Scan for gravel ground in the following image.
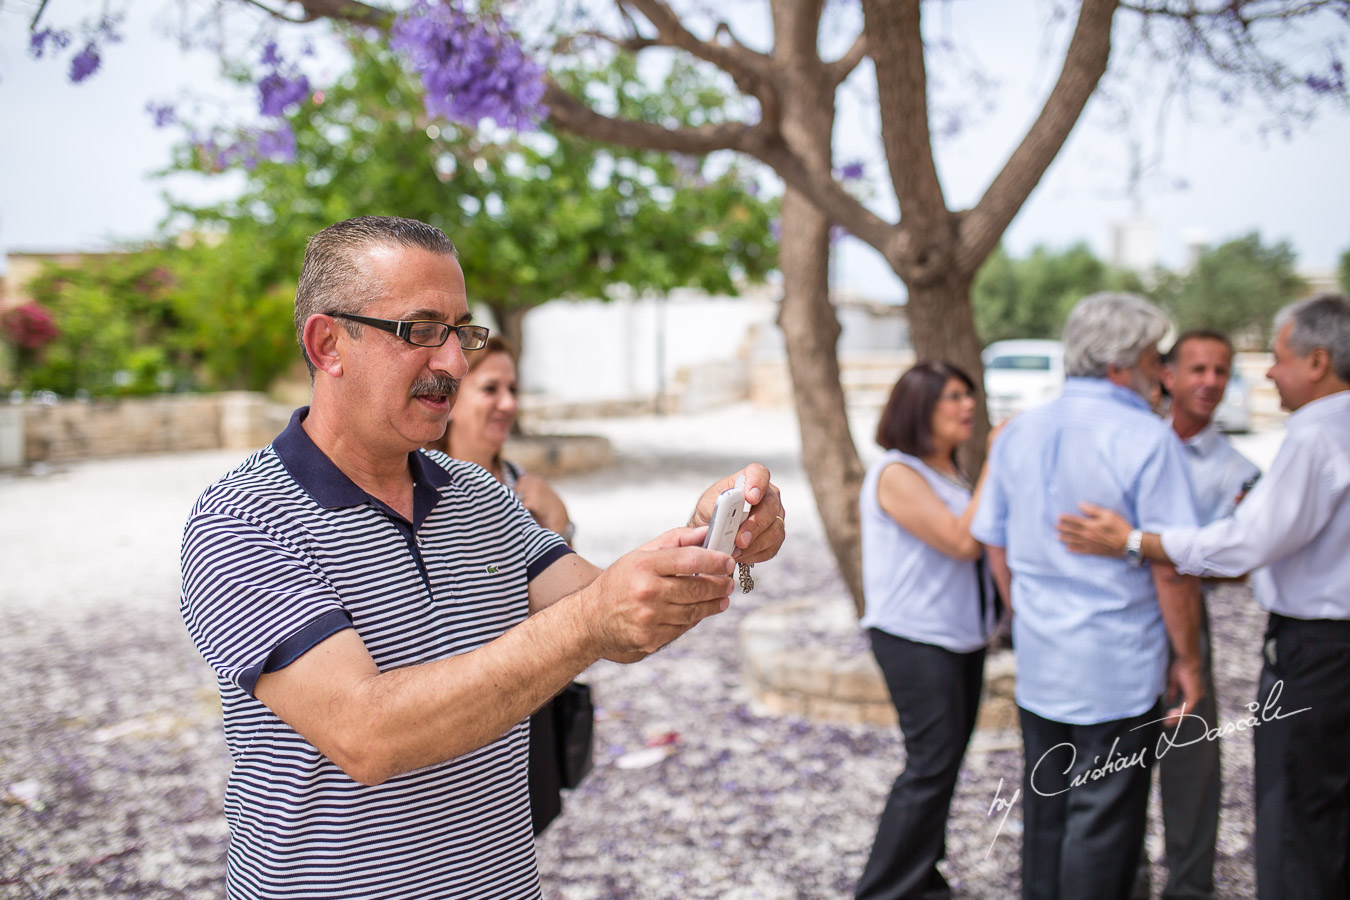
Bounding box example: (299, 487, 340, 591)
(0, 405, 1273, 898)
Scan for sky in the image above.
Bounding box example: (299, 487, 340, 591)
(3, 1, 1348, 298)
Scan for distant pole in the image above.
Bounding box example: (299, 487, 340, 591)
(654, 292, 667, 416)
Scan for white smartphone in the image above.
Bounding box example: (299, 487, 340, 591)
(702, 475, 751, 556)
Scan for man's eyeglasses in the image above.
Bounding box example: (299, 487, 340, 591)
(329, 313, 489, 350)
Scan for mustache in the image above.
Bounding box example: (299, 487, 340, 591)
(410, 374, 459, 399)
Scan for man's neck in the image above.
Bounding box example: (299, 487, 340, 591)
(302, 403, 415, 514)
(1170, 409, 1210, 442)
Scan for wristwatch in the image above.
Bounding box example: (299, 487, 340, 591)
(1124, 529, 1144, 567)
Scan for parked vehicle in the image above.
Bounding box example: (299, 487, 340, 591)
(981, 339, 1065, 424)
(1213, 370, 1252, 433)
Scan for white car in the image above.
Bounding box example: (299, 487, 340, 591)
(982, 339, 1065, 424)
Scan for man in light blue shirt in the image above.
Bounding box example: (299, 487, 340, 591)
(971, 292, 1204, 900)
(1151, 330, 1259, 900)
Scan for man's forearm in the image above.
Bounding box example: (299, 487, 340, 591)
(1151, 562, 1201, 665)
(1142, 531, 1175, 566)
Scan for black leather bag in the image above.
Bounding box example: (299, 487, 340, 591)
(552, 681, 594, 789)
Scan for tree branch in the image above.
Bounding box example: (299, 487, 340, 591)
(619, 0, 773, 87)
(958, 0, 1121, 273)
(823, 32, 868, 88)
(862, 0, 949, 276)
(238, 0, 312, 25)
(542, 77, 894, 250)
(290, 0, 391, 29)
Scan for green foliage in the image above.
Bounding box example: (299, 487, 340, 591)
(1339, 247, 1350, 295)
(12, 239, 298, 397)
(972, 244, 1144, 344)
(1155, 232, 1305, 347)
(167, 35, 779, 352)
(17, 252, 180, 396)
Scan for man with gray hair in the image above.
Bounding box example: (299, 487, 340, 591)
(1060, 293, 1350, 899)
(971, 292, 1205, 900)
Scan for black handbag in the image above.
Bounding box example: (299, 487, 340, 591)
(552, 681, 594, 789)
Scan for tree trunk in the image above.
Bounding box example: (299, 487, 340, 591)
(487, 302, 528, 358)
(904, 271, 991, 476)
(778, 193, 866, 614)
(772, 8, 867, 613)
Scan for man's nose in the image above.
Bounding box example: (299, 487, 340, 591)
(431, 337, 469, 379)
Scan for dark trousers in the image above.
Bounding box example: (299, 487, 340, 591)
(856, 630, 985, 900)
(1155, 603, 1221, 899)
(1254, 613, 1350, 900)
(1019, 702, 1162, 900)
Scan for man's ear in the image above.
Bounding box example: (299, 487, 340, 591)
(302, 314, 344, 378)
(1306, 346, 1332, 383)
(1160, 365, 1176, 394)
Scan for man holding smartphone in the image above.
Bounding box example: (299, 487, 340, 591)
(179, 216, 787, 899)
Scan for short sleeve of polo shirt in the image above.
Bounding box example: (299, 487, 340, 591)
(1132, 429, 1200, 534)
(181, 509, 351, 697)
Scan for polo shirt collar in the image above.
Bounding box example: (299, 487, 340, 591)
(1062, 376, 1152, 412)
(273, 407, 453, 527)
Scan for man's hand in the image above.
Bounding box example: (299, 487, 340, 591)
(1165, 655, 1205, 727)
(577, 526, 736, 663)
(1057, 502, 1132, 557)
(689, 464, 786, 564)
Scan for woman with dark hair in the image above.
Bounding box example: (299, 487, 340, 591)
(855, 360, 998, 900)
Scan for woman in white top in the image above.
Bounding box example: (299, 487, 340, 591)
(855, 360, 997, 900)
(427, 335, 574, 836)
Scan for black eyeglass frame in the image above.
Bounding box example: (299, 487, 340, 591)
(329, 312, 489, 350)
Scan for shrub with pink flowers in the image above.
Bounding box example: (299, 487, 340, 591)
(2, 303, 60, 353)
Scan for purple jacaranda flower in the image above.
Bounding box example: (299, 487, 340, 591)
(29, 27, 72, 58)
(390, 0, 546, 130)
(69, 43, 101, 82)
(256, 43, 310, 118)
(836, 160, 865, 182)
(255, 124, 298, 164)
(145, 102, 177, 128)
(258, 70, 310, 117)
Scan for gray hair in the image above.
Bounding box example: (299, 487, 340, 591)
(1062, 292, 1171, 378)
(1274, 293, 1350, 383)
(294, 216, 459, 375)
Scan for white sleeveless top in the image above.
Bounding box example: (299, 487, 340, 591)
(859, 449, 993, 653)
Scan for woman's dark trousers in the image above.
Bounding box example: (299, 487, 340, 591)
(856, 629, 986, 900)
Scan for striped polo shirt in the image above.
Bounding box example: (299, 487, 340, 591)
(180, 408, 572, 899)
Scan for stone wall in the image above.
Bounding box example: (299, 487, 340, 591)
(11, 392, 289, 467)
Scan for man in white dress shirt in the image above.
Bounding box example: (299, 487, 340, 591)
(1149, 330, 1259, 900)
(1059, 293, 1350, 900)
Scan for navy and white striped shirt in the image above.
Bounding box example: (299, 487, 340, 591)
(181, 408, 572, 899)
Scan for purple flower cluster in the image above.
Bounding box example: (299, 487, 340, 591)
(256, 42, 310, 119)
(145, 102, 177, 128)
(836, 160, 866, 182)
(1305, 56, 1346, 97)
(390, 0, 547, 130)
(28, 27, 72, 59)
(30, 15, 120, 83)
